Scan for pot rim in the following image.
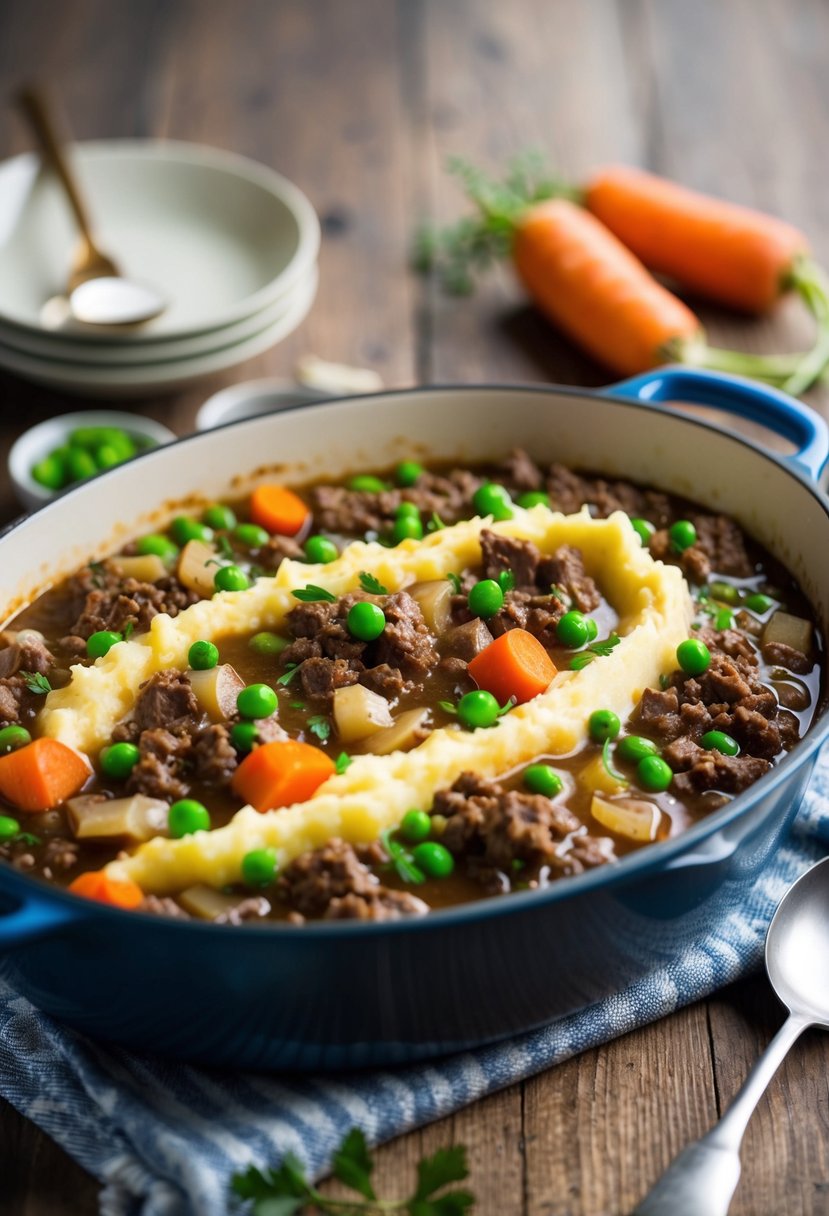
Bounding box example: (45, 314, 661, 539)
(1, 379, 826, 938)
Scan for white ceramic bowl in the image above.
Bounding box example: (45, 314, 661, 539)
(8, 409, 176, 511)
(195, 377, 329, 430)
(0, 141, 320, 341)
(0, 267, 318, 398)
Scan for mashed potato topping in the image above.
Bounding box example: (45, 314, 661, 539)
(94, 508, 692, 895)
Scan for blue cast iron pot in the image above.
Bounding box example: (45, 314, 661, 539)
(0, 367, 826, 1071)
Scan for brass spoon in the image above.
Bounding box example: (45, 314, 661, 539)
(17, 87, 165, 327)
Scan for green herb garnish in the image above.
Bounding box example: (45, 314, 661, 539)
(569, 633, 620, 671)
(335, 752, 352, 775)
(231, 1126, 472, 1216)
(426, 511, 446, 532)
(21, 672, 51, 695)
(276, 663, 301, 686)
(307, 715, 331, 743)
(359, 572, 389, 596)
(446, 572, 462, 594)
(292, 585, 337, 603)
(380, 828, 425, 885)
(601, 737, 628, 786)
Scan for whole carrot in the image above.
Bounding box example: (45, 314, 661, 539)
(416, 155, 828, 394)
(512, 198, 703, 376)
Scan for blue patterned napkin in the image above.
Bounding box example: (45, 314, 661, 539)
(1, 746, 828, 1216)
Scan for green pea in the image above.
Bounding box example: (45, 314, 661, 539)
(188, 640, 219, 670)
(709, 580, 739, 605)
(171, 516, 214, 546)
(347, 601, 386, 641)
(0, 814, 20, 841)
(213, 565, 250, 593)
(714, 608, 734, 631)
(391, 514, 423, 543)
(304, 535, 338, 564)
(230, 722, 259, 753)
(411, 841, 455, 879)
(31, 453, 67, 491)
(517, 491, 551, 509)
(556, 611, 589, 649)
(400, 808, 432, 843)
(630, 518, 655, 546)
(348, 474, 387, 493)
(617, 735, 659, 763)
(669, 519, 697, 553)
(0, 725, 32, 755)
(744, 592, 774, 614)
(101, 429, 136, 460)
(202, 503, 237, 531)
(168, 799, 211, 838)
(395, 460, 424, 487)
(234, 523, 270, 548)
(237, 683, 278, 719)
(457, 690, 500, 730)
(585, 617, 599, 642)
(523, 763, 564, 798)
(69, 426, 134, 458)
(100, 741, 141, 780)
(589, 709, 620, 742)
(87, 630, 123, 659)
(701, 730, 740, 756)
(65, 448, 97, 483)
(94, 443, 122, 470)
(395, 501, 421, 519)
(637, 755, 673, 792)
(467, 579, 505, 619)
(677, 638, 711, 676)
(136, 534, 179, 561)
(248, 631, 288, 656)
(472, 482, 514, 521)
(241, 847, 278, 887)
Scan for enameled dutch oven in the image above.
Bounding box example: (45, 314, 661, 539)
(0, 367, 827, 1071)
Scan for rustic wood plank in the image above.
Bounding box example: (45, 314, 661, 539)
(0, 1096, 99, 1216)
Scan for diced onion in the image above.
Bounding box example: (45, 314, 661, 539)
(177, 539, 219, 597)
(109, 554, 168, 583)
(361, 707, 429, 755)
(579, 754, 627, 797)
(333, 684, 394, 743)
(407, 580, 453, 634)
(66, 793, 169, 842)
(762, 610, 813, 657)
(590, 794, 663, 842)
(179, 884, 246, 920)
(189, 664, 246, 721)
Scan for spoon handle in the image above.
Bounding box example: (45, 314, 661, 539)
(16, 87, 96, 243)
(633, 1013, 808, 1216)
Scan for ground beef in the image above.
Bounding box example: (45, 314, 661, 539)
(478, 530, 598, 618)
(132, 670, 202, 735)
(499, 448, 543, 491)
(538, 545, 600, 612)
(763, 640, 813, 675)
(299, 656, 361, 700)
(67, 566, 198, 640)
(127, 728, 191, 801)
(360, 663, 406, 699)
(666, 740, 771, 797)
(480, 530, 539, 589)
(443, 618, 494, 661)
(40, 836, 79, 876)
(0, 677, 28, 726)
(189, 723, 238, 785)
(0, 631, 55, 679)
(544, 464, 673, 527)
(140, 895, 192, 919)
(432, 771, 584, 874)
(259, 535, 305, 572)
(373, 592, 438, 679)
(649, 515, 753, 584)
(214, 897, 272, 924)
(277, 838, 427, 922)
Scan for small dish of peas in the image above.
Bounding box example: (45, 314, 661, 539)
(9, 410, 176, 511)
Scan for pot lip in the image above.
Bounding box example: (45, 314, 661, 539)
(0, 380, 826, 938)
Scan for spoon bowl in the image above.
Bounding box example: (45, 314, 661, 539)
(766, 855, 829, 1027)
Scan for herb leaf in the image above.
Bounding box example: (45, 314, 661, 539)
(307, 715, 331, 743)
(427, 511, 446, 532)
(292, 585, 337, 603)
(335, 752, 352, 775)
(569, 632, 620, 671)
(276, 664, 301, 686)
(21, 671, 51, 695)
(217, 534, 234, 560)
(601, 737, 628, 787)
(446, 572, 461, 594)
(359, 572, 388, 596)
(332, 1128, 376, 1201)
(380, 828, 425, 885)
(438, 699, 457, 716)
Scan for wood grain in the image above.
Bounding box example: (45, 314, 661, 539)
(0, 1, 827, 1214)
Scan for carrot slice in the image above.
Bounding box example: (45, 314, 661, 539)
(232, 739, 336, 813)
(0, 737, 90, 812)
(467, 629, 557, 706)
(250, 484, 309, 536)
(68, 871, 143, 909)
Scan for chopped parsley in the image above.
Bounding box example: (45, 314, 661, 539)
(21, 672, 51, 695)
(569, 633, 620, 671)
(359, 571, 388, 596)
(292, 585, 337, 603)
(307, 715, 331, 743)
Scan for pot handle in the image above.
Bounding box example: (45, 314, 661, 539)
(603, 367, 829, 483)
(0, 888, 81, 949)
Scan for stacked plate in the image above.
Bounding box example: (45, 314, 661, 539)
(0, 141, 320, 396)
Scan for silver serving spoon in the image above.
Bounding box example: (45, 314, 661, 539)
(17, 87, 165, 328)
(634, 855, 829, 1216)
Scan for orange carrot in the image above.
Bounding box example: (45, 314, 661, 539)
(512, 199, 703, 376)
(68, 870, 143, 909)
(586, 165, 808, 315)
(468, 628, 557, 706)
(0, 738, 90, 812)
(250, 484, 309, 537)
(232, 739, 336, 813)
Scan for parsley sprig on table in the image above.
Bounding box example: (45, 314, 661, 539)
(231, 1127, 474, 1215)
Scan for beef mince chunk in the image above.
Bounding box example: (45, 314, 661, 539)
(0, 676, 30, 726)
(431, 771, 611, 879)
(480, 530, 539, 589)
(140, 895, 191, 919)
(127, 728, 191, 801)
(666, 741, 771, 797)
(277, 839, 427, 922)
(133, 670, 202, 734)
(373, 591, 438, 679)
(649, 514, 753, 584)
(538, 545, 600, 612)
(0, 631, 55, 678)
(189, 723, 238, 785)
(68, 565, 198, 640)
(478, 529, 599, 614)
(499, 448, 543, 491)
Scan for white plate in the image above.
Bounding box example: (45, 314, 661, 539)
(0, 263, 317, 365)
(0, 141, 320, 341)
(0, 267, 318, 396)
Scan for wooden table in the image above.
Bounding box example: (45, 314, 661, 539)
(1, 2, 828, 1212)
